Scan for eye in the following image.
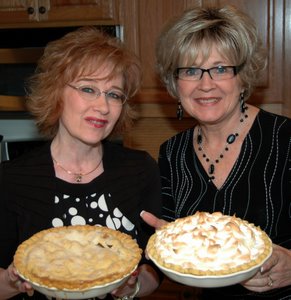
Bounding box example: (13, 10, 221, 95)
(214, 66, 228, 74)
(184, 68, 200, 76)
(79, 86, 97, 94)
(106, 90, 125, 101)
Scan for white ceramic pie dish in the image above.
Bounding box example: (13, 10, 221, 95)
(149, 249, 272, 288)
(17, 267, 136, 299)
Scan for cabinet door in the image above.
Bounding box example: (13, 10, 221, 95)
(0, 0, 120, 26)
(43, 0, 120, 25)
(214, 0, 283, 116)
(0, 0, 38, 24)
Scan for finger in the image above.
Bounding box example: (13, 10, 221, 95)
(127, 271, 139, 285)
(144, 249, 150, 259)
(242, 274, 273, 289)
(260, 245, 280, 273)
(111, 272, 139, 297)
(26, 289, 34, 297)
(12, 266, 20, 278)
(7, 265, 19, 282)
(24, 281, 33, 291)
(140, 211, 167, 229)
(260, 257, 277, 274)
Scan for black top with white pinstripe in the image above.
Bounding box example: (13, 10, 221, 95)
(159, 109, 291, 299)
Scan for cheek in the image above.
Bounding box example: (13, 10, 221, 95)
(109, 106, 123, 122)
(62, 101, 82, 120)
(176, 81, 190, 97)
(226, 83, 243, 100)
(176, 80, 200, 97)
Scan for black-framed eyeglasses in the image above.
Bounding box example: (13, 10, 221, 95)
(175, 66, 241, 81)
(67, 84, 127, 106)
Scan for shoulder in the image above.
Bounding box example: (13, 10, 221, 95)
(257, 109, 291, 135)
(160, 127, 194, 150)
(258, 109, 291, 125)
(0, 142, 54, 199)
(0, 141, 52, 175)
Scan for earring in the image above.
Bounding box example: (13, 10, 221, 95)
(176, 100, 183, 120)
(239, 92, 246, 113)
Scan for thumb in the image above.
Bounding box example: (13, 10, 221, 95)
(140, 211, 167, 229)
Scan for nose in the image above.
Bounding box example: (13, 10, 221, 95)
(93, 92, 109, 114)
(198, 71, 215, 90)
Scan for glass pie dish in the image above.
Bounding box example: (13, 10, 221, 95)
(148, 250, 272, 288)
(146, 211, 273, 288)
(17, 268, 136, 299)
(14, 225, 142, 298)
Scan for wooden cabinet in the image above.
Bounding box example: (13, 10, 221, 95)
(0, 0, 121, 111)
(0, 0, 120, 27)
(0, 1, 290, 298)
(1, 0, 290, 158)
(122, 0, 287, 112)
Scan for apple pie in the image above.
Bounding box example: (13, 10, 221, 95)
(14, 225, 142, 290)
(147, 211, 272, 276)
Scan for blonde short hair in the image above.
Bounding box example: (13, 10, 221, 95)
(156, 5, 267, 99)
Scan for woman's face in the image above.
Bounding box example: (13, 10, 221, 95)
(177, 46, 244, 125)
(59, 65, 124, 145)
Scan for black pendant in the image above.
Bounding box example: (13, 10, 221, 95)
(227, 133, 237, 144)
(197, 134, 202, 144)
(208, 164, 215, 175)
(176, 104, 183, 120)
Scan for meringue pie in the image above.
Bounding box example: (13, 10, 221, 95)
(14, 225, 142, 290)
(147, 211, 272, 276)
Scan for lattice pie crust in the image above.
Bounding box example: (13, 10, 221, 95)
(14, 225, 142, 290)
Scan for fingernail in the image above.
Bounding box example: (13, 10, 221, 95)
(132, 270, 139, 277)
(140, 210, 145, 216)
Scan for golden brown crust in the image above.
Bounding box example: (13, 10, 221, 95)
(14, 225, 142, 290)
(147, 211, 272, 276)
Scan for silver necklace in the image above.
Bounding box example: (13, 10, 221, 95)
(52, 157, 102, 183)
(196, 108, 248, 180)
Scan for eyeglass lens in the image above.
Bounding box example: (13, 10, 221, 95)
(68, 84, 127, 105)
(176, 66, 237, 81)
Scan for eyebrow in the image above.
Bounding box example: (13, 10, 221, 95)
(188, 60, 231, 68)
(75, 78, 97, 83)
(74, 79, 125, 92)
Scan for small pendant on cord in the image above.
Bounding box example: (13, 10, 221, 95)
(75, 174, 82, 183)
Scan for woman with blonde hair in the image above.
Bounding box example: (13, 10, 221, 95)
(143, 5, 291, 299)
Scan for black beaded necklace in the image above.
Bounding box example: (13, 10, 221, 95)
(196, 107, 249, 180)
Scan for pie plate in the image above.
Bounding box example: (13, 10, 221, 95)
(148, 250, 272, 288)
(17, 267, 137, 299)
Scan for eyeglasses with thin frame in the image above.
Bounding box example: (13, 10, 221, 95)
(175, 66, 241, 81)
(67, 83, 127, 106)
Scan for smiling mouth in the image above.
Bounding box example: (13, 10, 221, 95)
(86, 119, 107, 126)
(196, 98, 220, 104)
